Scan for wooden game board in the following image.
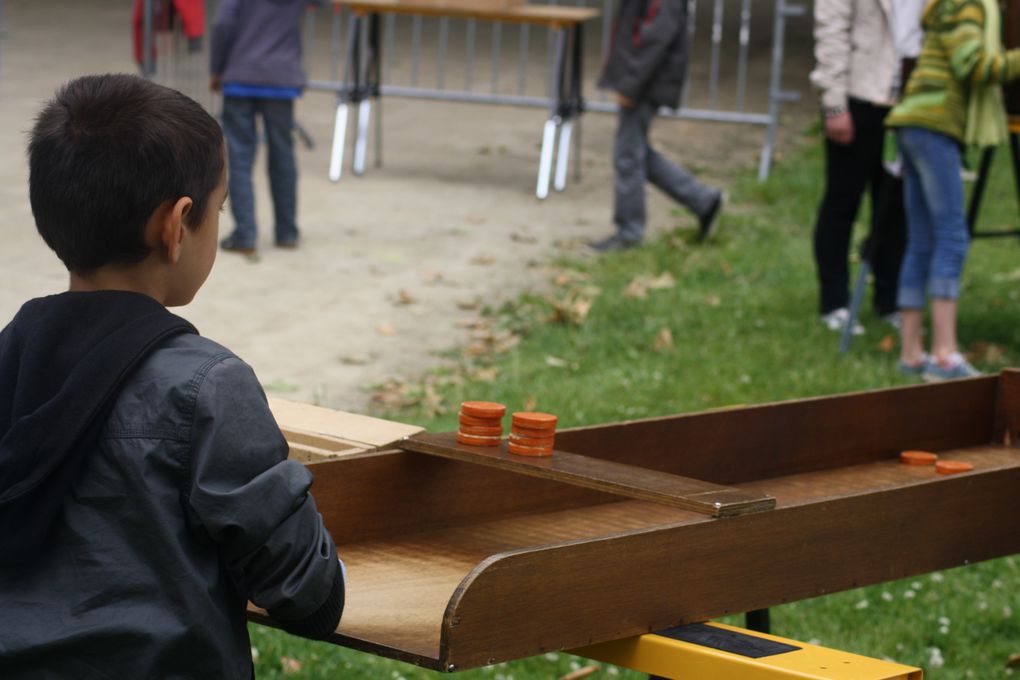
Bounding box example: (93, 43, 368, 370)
(252, 370, 1020, 672)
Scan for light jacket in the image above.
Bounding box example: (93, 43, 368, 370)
(599, 0, 689, 109)
(810, 0, 901, 111)
(0, 329, 343, 678)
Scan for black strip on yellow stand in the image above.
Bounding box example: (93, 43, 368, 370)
(658, 623, 800, 657)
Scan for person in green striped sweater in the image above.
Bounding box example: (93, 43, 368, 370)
(886, 0, 1020, 380)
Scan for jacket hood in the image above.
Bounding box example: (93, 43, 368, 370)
(0, 290, 195, 565)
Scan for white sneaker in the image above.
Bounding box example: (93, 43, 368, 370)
(881, 311, 901, 330)
(820, 307, 865, 336)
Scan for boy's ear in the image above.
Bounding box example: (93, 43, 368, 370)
(159, 197, 193, 265)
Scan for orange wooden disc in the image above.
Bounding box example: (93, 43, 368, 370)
(511, 411, 558, 430)
(510, 424, 557, 439)
(508, 432, 555, 448)
(507, 441, 553, 457)
(935, 460, 974, 475)
(456, 432, 502, 447)
(900, 450, 938, 466)
(460, 401, 507, 419)
(459, 413, 503, 428)
(458, 425, 504, 437)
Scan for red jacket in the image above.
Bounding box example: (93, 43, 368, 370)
(133, 0, 205, 65)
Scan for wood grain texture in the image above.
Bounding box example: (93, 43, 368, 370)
(402, 432, 774, 516)
(247, 372, 1020, 671)
(335, 0, 600, 25)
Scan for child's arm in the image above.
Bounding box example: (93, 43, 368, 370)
(210, 0, 242, 80)
(184, 357, 344, 640)
(942, 0, 1020, 85)
(613, 0, 687, 103)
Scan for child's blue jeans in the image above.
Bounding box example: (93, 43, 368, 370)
(896, 126, 970, 309)
(222, 96, 299, 248)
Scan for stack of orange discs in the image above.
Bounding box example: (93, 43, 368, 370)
(456, 401, 506, 447)
(507, 412, 557, 457)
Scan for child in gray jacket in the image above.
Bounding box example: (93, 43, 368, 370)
(590, 0, 723, 252)
(0, 74, 344, 679)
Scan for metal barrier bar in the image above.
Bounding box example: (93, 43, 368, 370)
(145, 0, 804, 181)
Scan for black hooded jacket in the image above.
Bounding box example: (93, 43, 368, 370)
(598, 0, 689, 108)
(0, 291, 343, 678)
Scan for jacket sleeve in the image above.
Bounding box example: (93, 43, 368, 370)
(614, 0, 686, 101)
(184, 356, 344, 640)
(942, 0, 1020, 85)
(210, 0, 241, 76)
(809, 0, 852, 111)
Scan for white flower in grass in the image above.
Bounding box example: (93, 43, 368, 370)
(808, 638, 822, 646)
(544, 653, 559, 662)
(993, 579, 1004, 589)
(855, 599, 870, 610)
(882, 591, 894, 602)
(570, 661, 581, 670)
(927, 646, 945, 669)
(1005, 605, 1014, 618)
(931, 572, 944, 582)
(939, 626, 949, 634)
(978, 600, 989, 611)
(904, 589, 916, 599)
(912, 581, 923, 589)
(938, 616, 950, 627)
(250, 647, 260, 661)
(607, 668, 620, 676)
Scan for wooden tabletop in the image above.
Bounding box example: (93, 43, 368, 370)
(335, 0, 600, 26)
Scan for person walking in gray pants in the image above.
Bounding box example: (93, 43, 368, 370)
(590, 0, 723, 253)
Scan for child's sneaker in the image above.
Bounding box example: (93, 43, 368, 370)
(898, 353, 929, 377)
(922, 353, 982, 382)
(820, 307, 864, 335)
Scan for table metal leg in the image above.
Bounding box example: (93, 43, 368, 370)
(537, 26, 567, 200)
(353, 99, 372, 176)
(329, 103, 350, 181)
(554, 120, 572, 192)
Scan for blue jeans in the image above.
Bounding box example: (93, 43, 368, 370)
(222, 96, 299, 247)
(896, 126, 970, 309)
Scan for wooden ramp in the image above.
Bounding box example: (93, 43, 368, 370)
(251, 369, 1020, 672)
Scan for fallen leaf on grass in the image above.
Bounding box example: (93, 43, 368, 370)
(469, 366, 500, 382)
(549, 294, 594, 325)
(523, 395, 538, 411)
(545, 355, 570, 368)
(280, 657, 302, 674)
(654, 327, 674, 350)
(969, 341, 1006, 364)
(559, 665, 600, 680)
(376, 323, 397, 336)
(720, 260, 733, 277)
(703, 293, 722, 307)
(624, 272, 676, 299)
(470, 254, 496, 265)
(992, 267, 1020, 283)
(877, 334, 896, 353)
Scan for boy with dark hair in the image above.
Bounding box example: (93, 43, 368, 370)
(0, 74, 344, 678)
(589, 0, 724, 252)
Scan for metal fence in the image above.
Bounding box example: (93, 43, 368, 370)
(145, 0, 804, 180)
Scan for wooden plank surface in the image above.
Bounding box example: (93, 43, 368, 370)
(336, 0, 600, 25)
(269, 397, 423, 456)
(441, 444, 1020, 668)
(402, 432, 775, 517)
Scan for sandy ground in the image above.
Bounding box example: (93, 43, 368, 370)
(0, 0, 813, 413)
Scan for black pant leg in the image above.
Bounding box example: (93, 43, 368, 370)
(812, 99, 880, 315)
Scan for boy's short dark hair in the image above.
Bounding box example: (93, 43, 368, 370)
(29, 74, 224, 272)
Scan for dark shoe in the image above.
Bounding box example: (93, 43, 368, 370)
(698, 192, 724, 242)
(220, 237, 256, 255)
(587, 233, 640, 253)
(275, 240, 299, 250)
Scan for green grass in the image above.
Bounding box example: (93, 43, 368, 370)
(252, 127, 1020, 678)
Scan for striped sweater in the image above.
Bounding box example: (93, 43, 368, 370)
(886, 0, 1020, 141)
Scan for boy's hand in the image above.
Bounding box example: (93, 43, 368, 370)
(210, 75, 222, 93)
(615, 92, 636, 109)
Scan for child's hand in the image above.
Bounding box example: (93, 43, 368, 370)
(615, 92, 636, 109)
(209, 75, 222, 93)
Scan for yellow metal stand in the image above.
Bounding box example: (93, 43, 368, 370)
(572, 622, 922, 680)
